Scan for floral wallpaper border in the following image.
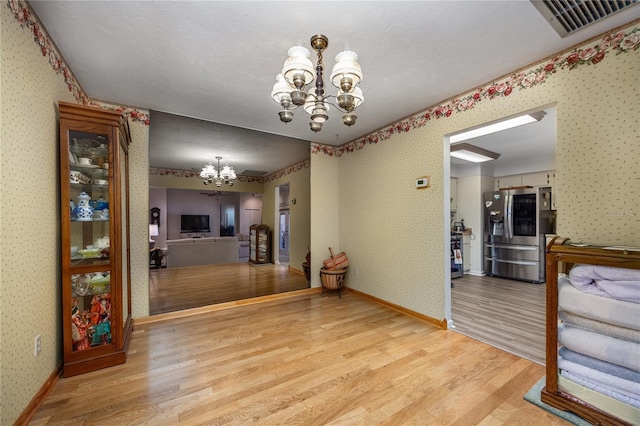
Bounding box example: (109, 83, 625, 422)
(311, 25, 640, 158)
(11, 0, 638, 156)
(264, 158, 310, 183)
(8, 0, 150, 125)
(150, 167, 264, 183)
(9, 0, 308, 181)
(150, 158, 310, 183)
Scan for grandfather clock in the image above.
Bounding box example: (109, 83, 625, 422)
(150, 207, 160, 227)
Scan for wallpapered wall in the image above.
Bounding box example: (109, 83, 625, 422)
(1, 5, 76, 422)
(263, 162, 311, 273)
(325, 23, 639, 322)
(1, 6, 150, 423)
(310, 153, 341, 288)
(128, 121, 150, 319)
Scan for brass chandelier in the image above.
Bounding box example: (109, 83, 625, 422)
(271, 34, 364, 133)
(200, 156, 237, 187)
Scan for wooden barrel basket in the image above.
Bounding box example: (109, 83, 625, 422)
(302, 262, 311, 287)
(319, 267, 348, 298)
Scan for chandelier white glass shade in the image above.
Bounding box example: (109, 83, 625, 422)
(271, 34, 364, 132)
(303, 88, 330, 115)
(331, 50, 363, 93)
(200, 156, 237, 187)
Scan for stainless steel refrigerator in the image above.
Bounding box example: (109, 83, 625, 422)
(483, 187, 555, 283)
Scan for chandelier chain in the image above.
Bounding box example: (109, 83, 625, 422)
(315, 50, 325, 99)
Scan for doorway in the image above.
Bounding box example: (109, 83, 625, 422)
(274, 182, 290, 265)
(220, 202, 236, 236)
(279, 208, 290, 264)
(445, 106, 557, 362)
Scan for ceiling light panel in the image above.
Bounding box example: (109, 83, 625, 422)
(450, 150, 495, 163)
(449, 112, 546, 144)
(450, 143, 501, 163)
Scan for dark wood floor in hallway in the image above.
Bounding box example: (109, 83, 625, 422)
(451, 273, 546, 365)
(149, 262, 309, 315)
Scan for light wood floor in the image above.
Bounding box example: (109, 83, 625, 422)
(152, 264, 546, 365)
(451, 274, 546, 365)
(149, 263, 310, 315)
(31, 293, 567, 425)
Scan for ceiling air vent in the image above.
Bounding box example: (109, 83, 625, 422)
(240, 170, 269, 176)
(531, 0, 639, 37)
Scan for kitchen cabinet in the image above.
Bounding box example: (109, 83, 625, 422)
(495, 171, 556, 209)
(495, 174, 523, 190)
(495, 171, 555, 190)
(522, 171, 552, 187)
(249, 224, 271, 264)
(463, 232, 471, 272)
(548, 172, 557, 209)
(59, 102, 132, 377)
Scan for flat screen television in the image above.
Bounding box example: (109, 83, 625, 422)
(180, 214, 210, 232)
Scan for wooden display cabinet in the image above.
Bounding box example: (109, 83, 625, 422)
(59, 102, 133, 377)
(542, 238, 640, 425)
(249, 224, 271, 265)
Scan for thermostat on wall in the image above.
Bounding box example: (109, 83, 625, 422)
(416, 176, 430, 189)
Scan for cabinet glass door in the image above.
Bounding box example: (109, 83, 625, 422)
(119, 138, 132, 341)
(258, 228, 268, 262)
(250, 228, 257, 262)
(67, 130, 113, 352)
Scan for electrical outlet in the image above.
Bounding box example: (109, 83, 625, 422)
(354, 266, 358, 276)
(34, 335, 41, 357)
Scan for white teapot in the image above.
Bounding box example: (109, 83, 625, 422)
(72, 192, 93, 221)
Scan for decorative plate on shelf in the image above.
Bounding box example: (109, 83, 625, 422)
(78, 249, 101, 258)
(78, 139, 102, 148)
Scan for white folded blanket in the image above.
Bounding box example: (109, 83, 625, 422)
(558, 357, 640, 403)
(560, 311, 640, 343)
(560, 346, 640, 382)
(558, 276, 640, 331)
(569, 264, 640, 303)
(558, 325, 640, 372)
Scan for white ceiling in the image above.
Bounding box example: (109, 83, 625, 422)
(29, 1, 640, 174)
(148, 110, 310, 174)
